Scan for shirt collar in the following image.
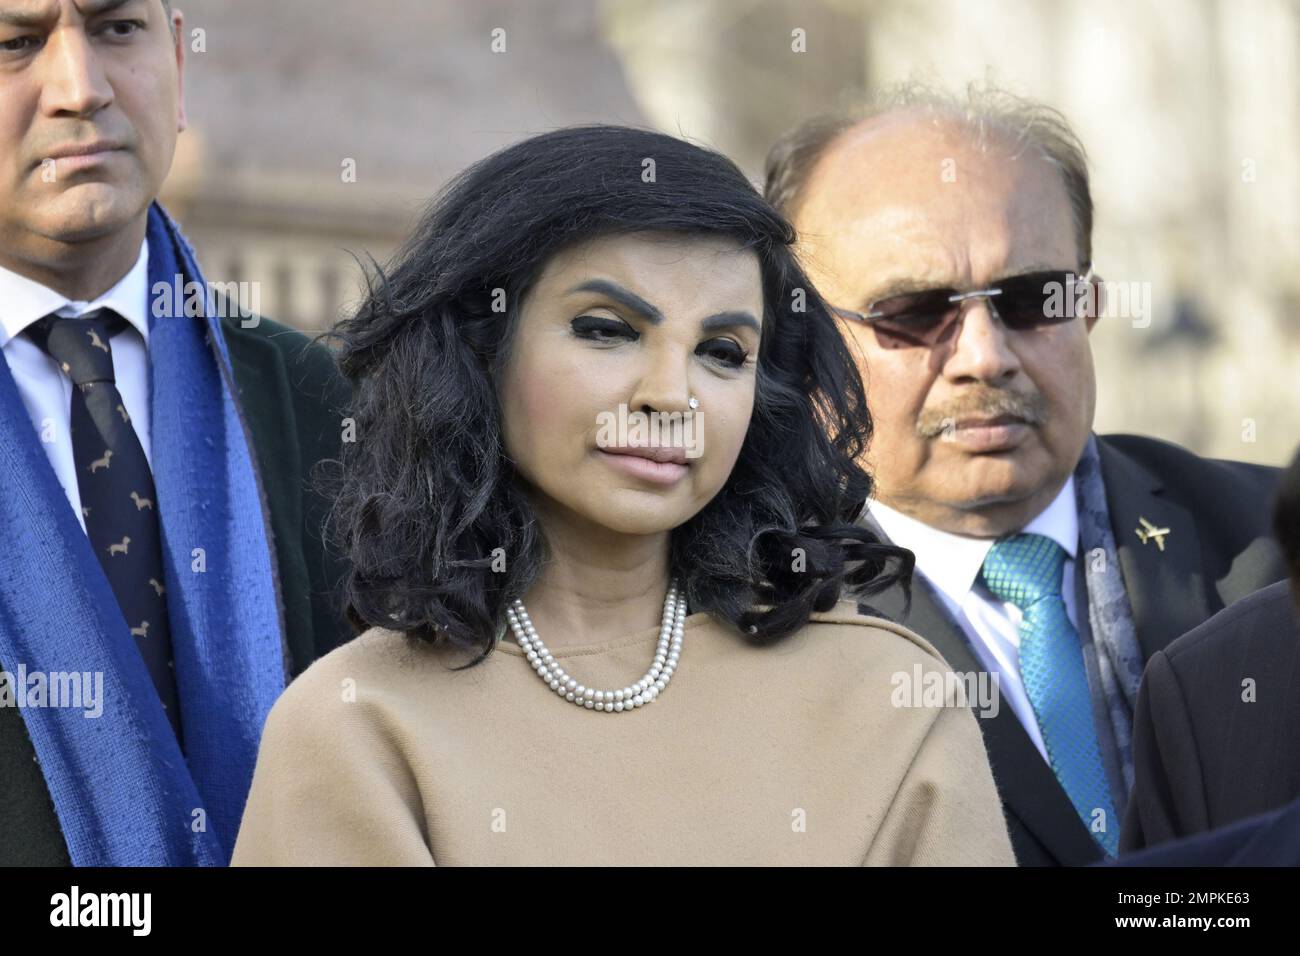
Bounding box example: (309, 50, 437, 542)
(0, 238, 151, 349)
(867, 474, 1078, 607)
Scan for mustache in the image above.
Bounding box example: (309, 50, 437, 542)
(915, 387, 1048, 438)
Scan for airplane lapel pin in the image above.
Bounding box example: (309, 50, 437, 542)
(1135, 516, 1171, 552)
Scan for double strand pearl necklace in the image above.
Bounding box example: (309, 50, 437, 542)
(505, 579, 685, 712)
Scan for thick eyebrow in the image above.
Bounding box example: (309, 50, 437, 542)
(568, 279, 662, 323)
(699, 311, 761, 335)
(856, 277, 945, 309)
(0, 4, 52, 27)
(0, 0, 135, 27)
(81, 0, 136, 15)
(568, 279, 760, 335)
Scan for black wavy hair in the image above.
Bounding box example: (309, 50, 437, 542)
(321, 124, 912, 663)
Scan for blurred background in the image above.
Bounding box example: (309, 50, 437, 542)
(164, 0, 1299, 465)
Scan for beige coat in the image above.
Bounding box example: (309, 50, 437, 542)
(232, 599, 1016, 866)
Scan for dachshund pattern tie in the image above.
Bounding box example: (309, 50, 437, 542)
(29, 308, 182, 745)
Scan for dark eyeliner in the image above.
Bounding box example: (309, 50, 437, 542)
(698, 338, 748, 368)
(571, 315, 637, 342)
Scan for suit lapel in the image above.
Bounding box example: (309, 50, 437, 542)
(1095, 436, 1210, 663)
(861, 512, 1103, 865)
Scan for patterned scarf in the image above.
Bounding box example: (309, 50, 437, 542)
(1073, 433, 1145, 798)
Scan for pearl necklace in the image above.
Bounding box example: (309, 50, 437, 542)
(506, 579, 685, 712)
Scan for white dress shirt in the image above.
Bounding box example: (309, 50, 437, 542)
(0, 240, 152, 535)
(868, 476, 1080, 763)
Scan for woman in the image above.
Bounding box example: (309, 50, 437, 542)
(231, 126, 1015, 866)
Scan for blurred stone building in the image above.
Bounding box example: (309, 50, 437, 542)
(166, 0, 1298, 466)
(164, 0, 645, 330)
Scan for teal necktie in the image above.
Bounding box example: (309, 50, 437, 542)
(981, 533, 1118, 856)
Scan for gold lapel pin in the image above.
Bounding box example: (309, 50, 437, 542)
(1135, 516, 1171, 551)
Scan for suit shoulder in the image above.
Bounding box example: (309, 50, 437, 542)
(221, 313, 349, 417)
(1161, 579, 1299, 671)
(221, 313, 337, 373)
(1100, 432, 1280, 491)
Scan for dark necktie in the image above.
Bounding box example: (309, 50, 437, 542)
(28, 308, 183, 745)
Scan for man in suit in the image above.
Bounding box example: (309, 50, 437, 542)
(764, 85, 1287, 865)
(0, 0, 351, 865)
(1121, 446, 1300, 852)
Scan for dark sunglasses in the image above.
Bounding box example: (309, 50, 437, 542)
(831, 267, 1094, 350)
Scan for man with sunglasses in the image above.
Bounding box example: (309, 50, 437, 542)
(764, 86, 1287, 866)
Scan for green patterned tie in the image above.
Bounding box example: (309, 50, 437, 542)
(981, 533, 1118, 856)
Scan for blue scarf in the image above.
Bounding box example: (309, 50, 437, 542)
(1073, 433, 1144, 799)
(0, 203, 286, 865)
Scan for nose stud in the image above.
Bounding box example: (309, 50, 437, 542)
(688, 396, 700, 410)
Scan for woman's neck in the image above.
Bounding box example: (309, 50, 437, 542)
(516, 502, 673, 651)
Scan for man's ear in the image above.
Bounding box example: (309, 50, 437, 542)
(172, 9, 188, 133)
(1084, 273, 1104, 332)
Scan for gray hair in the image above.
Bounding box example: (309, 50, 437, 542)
(763, 81, 1094, 267)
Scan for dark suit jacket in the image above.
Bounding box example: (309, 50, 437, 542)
(859, 432, 1287, 867)
(1119, 579, 1300, 853)
(1114, 790, 1300, 866)
(0, 315, 354, 866)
